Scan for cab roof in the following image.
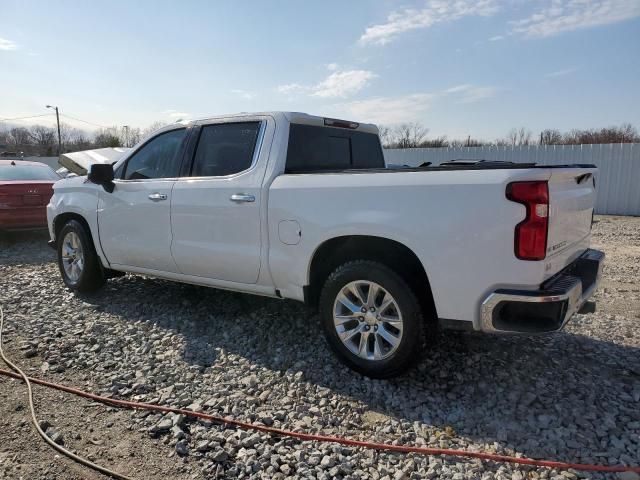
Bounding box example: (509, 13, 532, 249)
(184, 111, 379, 135)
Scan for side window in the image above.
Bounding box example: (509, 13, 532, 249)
(122, 129, 186, 180)
(191, 122, 261, 177)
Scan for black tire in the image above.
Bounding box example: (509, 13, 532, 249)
(57, 219, 106, 292)
(319, 260, 427, 378)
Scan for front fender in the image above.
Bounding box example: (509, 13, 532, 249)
(48, 179, 108, 267)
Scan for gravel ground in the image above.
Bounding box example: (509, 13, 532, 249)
(0, 215, 639, 480)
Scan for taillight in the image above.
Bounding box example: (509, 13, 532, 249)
(506, 181, 549, 260)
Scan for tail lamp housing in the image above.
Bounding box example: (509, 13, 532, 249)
(506, 181, 549, 260)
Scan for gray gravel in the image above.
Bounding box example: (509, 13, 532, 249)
(0, 216, 639, 479)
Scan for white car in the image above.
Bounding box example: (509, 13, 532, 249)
(47, 112, 604, 377)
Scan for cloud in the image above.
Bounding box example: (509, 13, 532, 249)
(511, 0, 640, 37)
(231, 89, 256, 100)
(326, 63, 339, 71)
(0, 37, 18, 51)
(277, 69, 376, 98)
(312, 70, 377, 98)
(330, 82, 498, 124)
(489, 35, 505, 41)
(444, 84, 498, 103)
(545, 67, 578, 77)
(359, 0, 499, 45)
(336, 94, 436, 124)
(162, 109, 191, 119)
(277, 83, 307, 95)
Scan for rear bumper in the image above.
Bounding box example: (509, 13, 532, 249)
(0, 207, 47, 230)
(480, 249, 604, 333)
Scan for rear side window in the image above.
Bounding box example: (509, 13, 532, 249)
(191, 122, 261, 177)
(0, 164, 60, 181)
(285, 124, 384, 173)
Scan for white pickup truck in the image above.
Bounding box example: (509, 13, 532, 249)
(47, 112, 604, 377)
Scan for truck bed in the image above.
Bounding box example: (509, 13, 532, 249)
(268, 164, 597, 328)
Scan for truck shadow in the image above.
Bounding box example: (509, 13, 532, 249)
(86, 274, 640, 467)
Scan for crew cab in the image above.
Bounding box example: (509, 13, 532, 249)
(47, 112, 604, 377)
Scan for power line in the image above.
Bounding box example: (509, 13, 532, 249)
(59, 113, 108, 129)
(0, 113, 54, 122)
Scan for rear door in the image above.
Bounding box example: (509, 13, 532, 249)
(170, 118, 268, 284)
(545, 167, 597, 275)
(98, 127, 187, 272)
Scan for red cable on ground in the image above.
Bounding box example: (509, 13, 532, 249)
(1, 368, 638, 474)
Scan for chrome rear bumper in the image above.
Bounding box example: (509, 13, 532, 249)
(480, 249, 605, 333)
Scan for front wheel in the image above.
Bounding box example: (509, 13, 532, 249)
(319, 260, 426, 378)
(57, 220, 106, 292)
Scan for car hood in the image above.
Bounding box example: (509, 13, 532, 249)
(58, 147, 130, 175)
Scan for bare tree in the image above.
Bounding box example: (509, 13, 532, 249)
(378, 126, 393, 148)
(539, 129, 563, 145)
(421, 136, 449, 148)
(0, 128, 9, 146)
(618, 123, 639, 142)
(518, 127, 532, 146)
(9, 127, 32, 146)
(29, 125, 56, 146)
(392, 122, 429, 148)
(561, 124, 640, 144)
(94, 128, 122, 148)
(120, 126, 141, 147)
(505, 127, 532, 146)
(142, 121, 168, 138)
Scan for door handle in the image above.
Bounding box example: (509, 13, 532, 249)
(230, 193, 255, 203)
(148, 193, 167, 201)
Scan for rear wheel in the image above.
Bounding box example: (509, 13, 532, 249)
(57, 220, 106, 292)
(319, 260, 427, 378)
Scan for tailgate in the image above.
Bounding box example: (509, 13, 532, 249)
(545, 167, 597, 278)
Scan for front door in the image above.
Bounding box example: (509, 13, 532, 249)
(98, 127, 187, 273)
(170, 120, 267, 284)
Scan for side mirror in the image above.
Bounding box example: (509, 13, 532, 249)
(88, 164, 115, 193)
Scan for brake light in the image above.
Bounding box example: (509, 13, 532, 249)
(506, 181, 549, 260)
(324, 117, 359, 129)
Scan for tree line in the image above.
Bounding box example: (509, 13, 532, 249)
(381, 123, 640, 149)
(2, 120, 639, 156)
(0, 121, 167, 156)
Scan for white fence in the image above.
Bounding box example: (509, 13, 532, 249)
(384, 143, 640, 216)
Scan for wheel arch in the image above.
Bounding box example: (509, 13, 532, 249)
(53, 212, 108, 267)
(306, 235, 437, 321)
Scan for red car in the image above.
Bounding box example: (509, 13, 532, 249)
(0, 160, 60, 231)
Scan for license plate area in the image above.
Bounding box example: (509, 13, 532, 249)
(23, 194, 42, 205)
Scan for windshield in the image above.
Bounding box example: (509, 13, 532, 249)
(0, 164, 60, 181)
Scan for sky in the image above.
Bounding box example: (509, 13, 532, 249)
(1, 0, 639, 140)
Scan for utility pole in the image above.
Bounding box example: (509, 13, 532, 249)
(46, 105, 62, 156)
(123, 125, 130, 147)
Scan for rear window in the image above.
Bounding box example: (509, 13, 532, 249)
(0, 164, 60, 181)
(285, 124, 384, 173)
